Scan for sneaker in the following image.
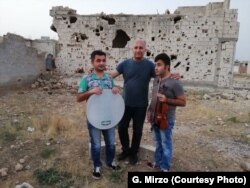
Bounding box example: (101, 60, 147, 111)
(108, 161, 121, 171)
(147, 162, 161, 170)
(117, 151, 130, 161)
(161, 169, 169, 172)
(129, 154, 138, 165)
(92, 167, 101, 179)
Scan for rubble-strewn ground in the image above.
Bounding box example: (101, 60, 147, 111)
(0, 73, 250, 188)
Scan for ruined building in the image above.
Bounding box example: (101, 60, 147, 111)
(50, 0, 239, 88)
(0, 33, 57, 91)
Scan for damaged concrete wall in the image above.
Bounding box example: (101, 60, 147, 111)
(50, 0, 239, 88)
(0, 33, 44, 91)
(30, 38, 57, 56)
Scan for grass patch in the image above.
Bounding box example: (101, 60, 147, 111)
(34, 168, 73, 187)
(226, 113, 250, 123)
(184, 104, 220, 120)
(109, 170, 124, 183)
(226, 117, 239, 123)
(0, 118, 33, 144)
(40, 147, 56, 159)
(0, 125, 18, 143)
(2, 131, 16, 142)
(31, 113, 75, 137)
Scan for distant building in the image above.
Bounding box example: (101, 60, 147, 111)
(234, 61, 250, 74)
(239, 61, 250, 74)
(41, 36, 50, 40)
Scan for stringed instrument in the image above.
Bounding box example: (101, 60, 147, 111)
(154, 99, 168, 129)
(154, 78, 168, 129)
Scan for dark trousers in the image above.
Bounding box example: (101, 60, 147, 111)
(118, 106, 147, 155)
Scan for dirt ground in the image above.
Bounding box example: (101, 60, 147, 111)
(0, 76, 249, 188)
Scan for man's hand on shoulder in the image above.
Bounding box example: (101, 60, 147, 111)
(170, 72, 181, 80)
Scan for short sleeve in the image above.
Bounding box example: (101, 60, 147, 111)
(173, 81, 184, 97)
(116, 61, 125, 74)
(150, 61, 156, 78)
(78, 76, 88, 93)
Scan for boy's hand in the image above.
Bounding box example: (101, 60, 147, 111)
(157, 93, 167, 102)
(170, 73, 181, 80)
(112, 87, 120, 94)
(90, 87, 102, 95)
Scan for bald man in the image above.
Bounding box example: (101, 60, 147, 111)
(110, 39, 155, 165)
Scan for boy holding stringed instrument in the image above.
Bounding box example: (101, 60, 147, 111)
(146, 53, 186, 172)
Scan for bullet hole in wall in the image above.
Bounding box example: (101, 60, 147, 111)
(75, 67, 84, 73)
(202, 29, 208, 33)
(70, 16, 77, 23)
(146, 51, 151, 56)
(101, 16, 116, 25)
(112, 29, 130, 48)
(80, 34, 88, 40)
(174, 61, 181, 68)
(170, 55, 177, 61)
(71, 33, 88, 42)
(173, 15, 182, 24)
(50, 25, 57, 32)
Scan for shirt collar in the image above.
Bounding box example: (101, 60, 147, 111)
(91, 72, 108, 80)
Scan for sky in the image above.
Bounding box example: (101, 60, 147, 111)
(0, 0, 249, 60)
